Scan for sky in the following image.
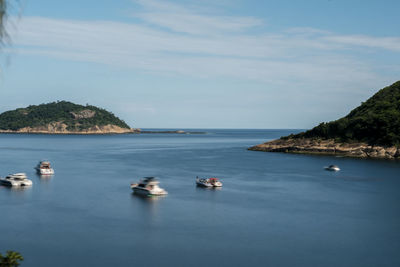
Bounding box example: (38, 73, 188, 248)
(0, 0, 399, 129)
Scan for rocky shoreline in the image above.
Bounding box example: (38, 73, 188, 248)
(0, 123, 139, 135)
(248, 138, 400, 159)
(0, 124, 206, 135)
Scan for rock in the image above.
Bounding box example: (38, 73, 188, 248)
(70, 109, 96, 119)
(248, 138, 400, 159)
(0, 122, 138, 134)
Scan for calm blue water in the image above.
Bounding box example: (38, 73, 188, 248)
(0, 129, 399, 267)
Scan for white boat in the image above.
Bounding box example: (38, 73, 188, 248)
(35, 161, 55, 175)
(130, 177, 168, 196)
(196, 177, 222, 187)
(325, 165, 340, 171)
(0, 173, 33, 187)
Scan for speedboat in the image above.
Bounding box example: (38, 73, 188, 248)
(325, 165, 340, 171)
(196, 177, 222, 187)
(130, 177, 168, 196)
(196, 177, 213, 187)
(35, 161, 55, 175)
(0, 173, 33, 187)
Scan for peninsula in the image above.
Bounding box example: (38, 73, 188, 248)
(249, 81, 400, 159)
(0, 101, 138, 134)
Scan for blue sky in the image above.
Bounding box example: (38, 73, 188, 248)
(1, 0, 399, 128)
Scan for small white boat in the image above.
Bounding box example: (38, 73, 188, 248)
(131, 177, 168, 196)
(196, 177, 222, 187)
(325, 165, 340, 171)
(35, 161, 55, 175)
(0, 173, 33, 187)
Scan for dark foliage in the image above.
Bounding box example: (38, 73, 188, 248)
(0, 251, 24, 267)
(0, 101, 131, 130)
(287, 81, 400, 146)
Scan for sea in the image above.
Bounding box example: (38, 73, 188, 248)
(0, 129, 399, 267)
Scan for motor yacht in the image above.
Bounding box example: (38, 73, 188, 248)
(0, 173, 33, 187)
(35, 161, 55, 175)
(196, 177, 222, 187)
(130, 177, 168, 196)
(325, 165, 340, 171)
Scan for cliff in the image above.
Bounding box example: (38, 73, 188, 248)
(0, 101, 138, 134)
(249, 81, 400, 159)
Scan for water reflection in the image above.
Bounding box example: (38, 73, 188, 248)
(37, 173, 54, 183)
(0, 185, 32, 198)
(195, 185, 222, 191)
(131, 193, 165, 225)
(131, 192, 165, 203)
(10, 185, 32, 192)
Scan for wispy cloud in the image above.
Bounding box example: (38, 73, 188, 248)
(133, 0, 262, 35)
(6, 0, 399, 90)
(323, 34, 400, 52)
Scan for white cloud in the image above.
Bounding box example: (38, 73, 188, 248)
(5, 0, 399, 92)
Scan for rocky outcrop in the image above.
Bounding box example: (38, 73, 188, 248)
(248, 138, 400, 159)
(0, 122, 139, 134)
(70, 109, 96, 119)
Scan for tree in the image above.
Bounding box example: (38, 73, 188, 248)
(0, 0, 8, 44)
(288, 81, 400, 146)
(0, 251, 24, 267)
(0, 0, 19, 45)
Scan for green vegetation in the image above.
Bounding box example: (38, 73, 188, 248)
(0, 101, 131, 131)
(285, 81, 400, 146)
(0, 0, 19, 46)
(0, 251, 23, 267)
(0, 0, 8, 43)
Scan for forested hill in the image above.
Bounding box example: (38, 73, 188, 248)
(287, 81, 400, 146)
(0, 101, 132, 132)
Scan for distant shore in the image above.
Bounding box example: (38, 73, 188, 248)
(0, 128, 207, 135)
(139, 130, 206, 134)
(0, 124, 138, 135)
(248, 138, 400, 159)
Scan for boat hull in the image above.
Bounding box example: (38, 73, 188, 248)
(325, 167, 340, 171)
(131, 186, 168, 196)
(38, 168, 55, 175)
(0, 179, 14, 186)
(196, 181, 213, 187)
(0, 179, 32, 187)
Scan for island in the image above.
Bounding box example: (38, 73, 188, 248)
(0, 101, 138, 134)
(249, 81, 400, 159)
